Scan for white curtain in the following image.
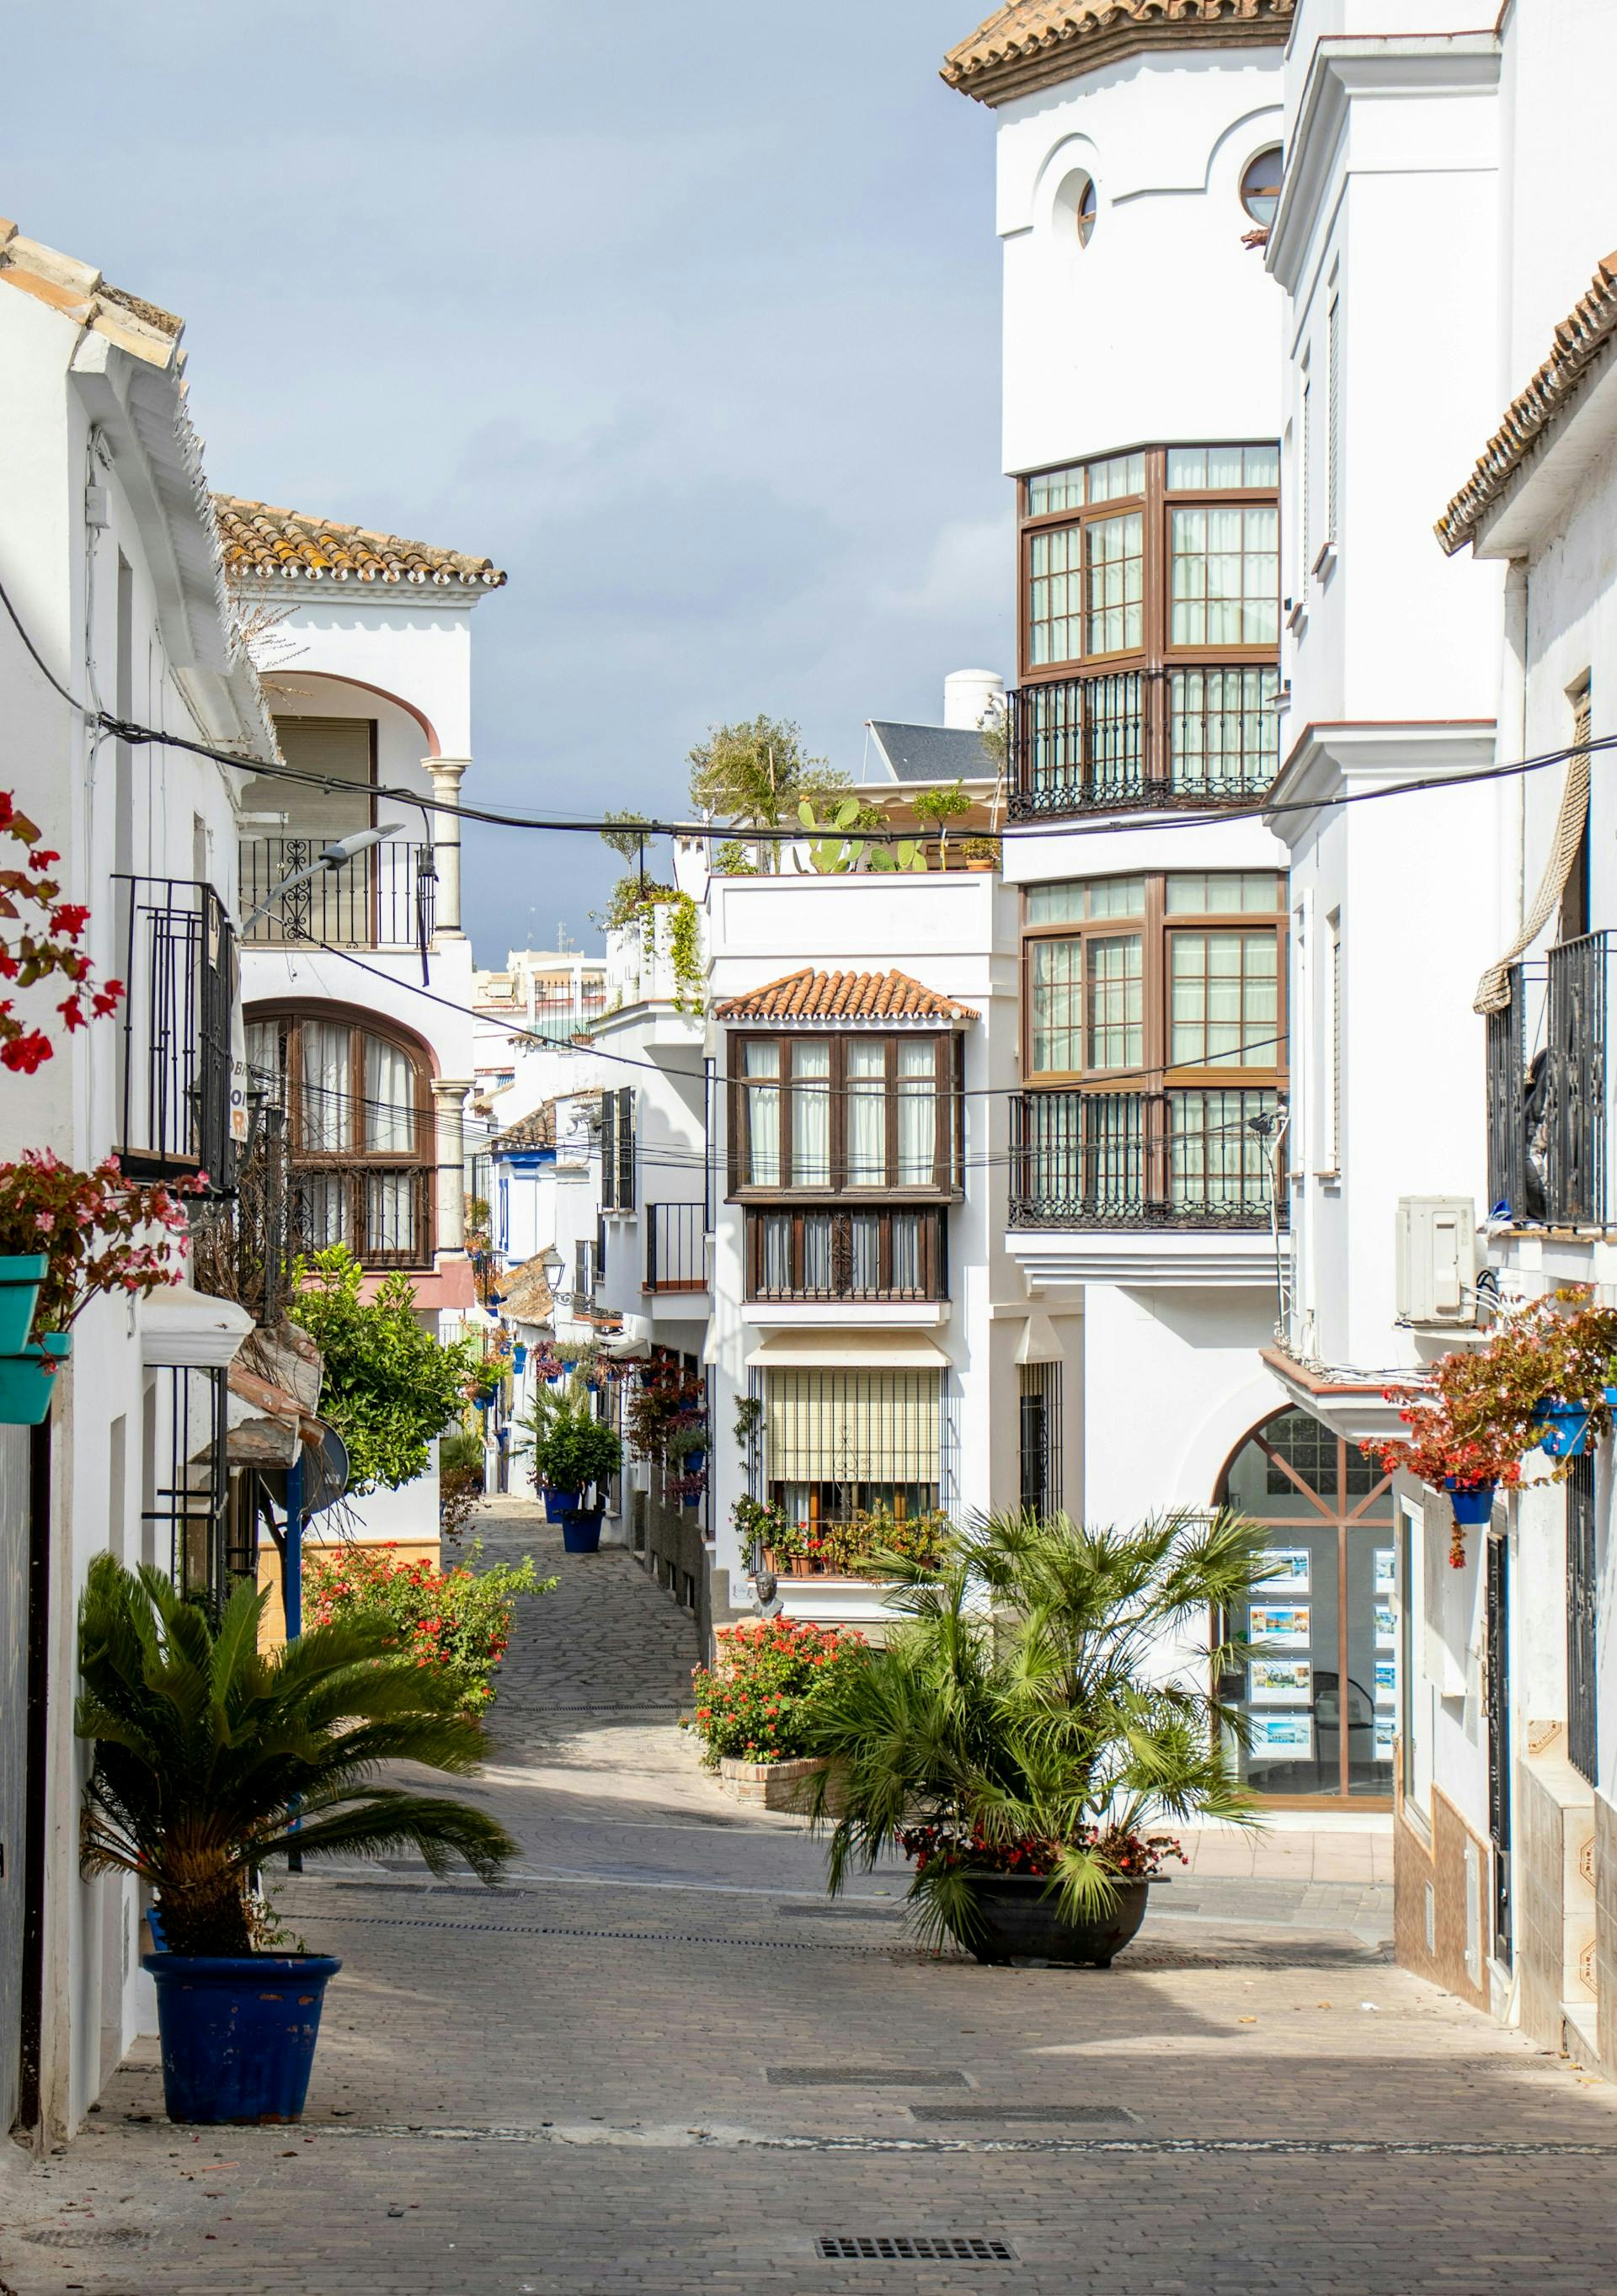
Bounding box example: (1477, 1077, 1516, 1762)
(364, 1032, 416, 1153)
(792, 1041, 830, 1185)
(846, 1041, 886, 1182)
(299, 1021, 350, 1153)
(896, 1042, 937, 1185)
(744, 1041, 780, 1185)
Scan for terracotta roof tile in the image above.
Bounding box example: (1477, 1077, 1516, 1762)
(1437, 253, 1617, 556)
(492, 1103, 558, 1153)
(214, 495, 506, 589)
(942, 0, 1294, 105)
(0, 219, 181, 368)
(498, 1250, 553, 1325)
(712, 968, 979, 1023)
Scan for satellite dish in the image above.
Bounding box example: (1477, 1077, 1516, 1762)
(301, 1425, 350, 1518)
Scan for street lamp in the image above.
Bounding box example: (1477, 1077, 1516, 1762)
(539, 1243, 567, 1301)
(243, 823, 408, 930)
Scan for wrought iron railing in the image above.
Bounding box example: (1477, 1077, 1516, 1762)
(1007, 665, 1280, 818)
(286, 1159, 435, 1269)
(113, 876, 236, 1191)
(745, 1207, 946, 1302)
(1009, 1087, 1285, 1228)
(1486, 933, 1611, 1227)
(239, 835, 435, 948)
(645, 1201, 707, 1292)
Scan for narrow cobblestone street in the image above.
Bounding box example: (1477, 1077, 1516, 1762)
(7, 1498, 1617, 2296)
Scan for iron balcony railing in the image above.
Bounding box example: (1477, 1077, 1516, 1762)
(1486, 932, 1613, 1228)
(113, 876, 236, 1192)
(645, 1201, 707, 1292)
(1007, 665, 1280, 818)
(1009, 1087, 1286, 1229)
(286, 1159, 435, 1270)
(240, 835, 435, 948)
(746, 1207, 947, 1303)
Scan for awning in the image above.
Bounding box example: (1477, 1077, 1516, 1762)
(744, 1328, 951, 1371)
(141, 1284, 253, 1369)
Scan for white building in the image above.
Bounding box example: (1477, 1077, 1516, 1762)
(471, 946, 606, 1145)
(0, 221, 262, 2139)
(221, 498, 507, 1560)
(944, 6, 1317, 1771)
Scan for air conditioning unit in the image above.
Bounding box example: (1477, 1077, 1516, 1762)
(1395, 1197, 1478, 1325)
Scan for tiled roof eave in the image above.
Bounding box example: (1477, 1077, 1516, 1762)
(712, 967, 980, 1024)
(214, 494, 506, 589)
(1438, 253, 1617, 556)
(942, 0, 1294, 107)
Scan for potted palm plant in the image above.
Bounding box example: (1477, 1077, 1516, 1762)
(801, 1507, 1267, 1967)
(77, 1556, 515, 2124)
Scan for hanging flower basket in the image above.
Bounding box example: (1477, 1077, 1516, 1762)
(1532, 1398, 1593, 1459)
(1444, 1478, 1497, 1526)
(0, 1252, 47, 1356)
(0, 1341, 59, 1425)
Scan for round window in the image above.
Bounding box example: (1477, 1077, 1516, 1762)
(1241, 146, 1283, 229)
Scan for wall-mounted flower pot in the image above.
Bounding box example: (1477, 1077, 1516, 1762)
(0, 1345, 58, 1426)
(1444, 1478, 1497, 1526)
(542, 1487, 579, 1522)
(0, 1254, 47, 1356)
(560, 1506, 603, 1554)
(142, 1951, 341, 2123)
(1533, 1399, 1592, 1459)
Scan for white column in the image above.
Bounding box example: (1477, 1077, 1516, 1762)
(432, 1077, 472, 1258)
(425, 758, 470, 939)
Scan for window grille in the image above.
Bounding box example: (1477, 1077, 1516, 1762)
(765, 1370, 941, 1521)
(142, 1366, 234, 1601)
(1018, 1362, 1063, 1517)
(600, 1089, 637, 1212)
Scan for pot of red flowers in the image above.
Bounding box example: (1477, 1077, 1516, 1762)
(0, 1151, 199, 1424)
(686, 1619, 866, 1812)
(896, 1823, 1181, 1968)
(1366, 1290, 1617, 1564)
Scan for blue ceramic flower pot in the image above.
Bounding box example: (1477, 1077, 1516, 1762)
(0, 1253, 47, 1356)
(0, 1344, 59, 1426)
(542, 1487, 579, 1522)
(1533, 1399, 1592, 1459)
(142, 1952, 341, 2123)
(560, 1506, 603, 1554)
(1444, 1478, 1497, 1526)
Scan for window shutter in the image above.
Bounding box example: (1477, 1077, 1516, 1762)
(764, 1371, 940, 1484)
(617, 1089, 637, 1212)
(600, 1094, 618, 1211)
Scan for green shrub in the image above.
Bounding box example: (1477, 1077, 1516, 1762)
(286, 1245, 478, 1494)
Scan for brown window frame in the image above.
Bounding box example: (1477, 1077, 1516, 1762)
(727, 1031, 962, 1200)
(1017, 443, 1280, 687)
(744, 1205, 947, 1302)
(1021, 875, 1288, 1090)
(245, 999, 437, 1268)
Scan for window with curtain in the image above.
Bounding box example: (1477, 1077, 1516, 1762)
(1169, 504, 1279, 646)
(730, 1033, 956, 1193)
(246, 1009, 432, 1266)
(1086, 512, 1144, 655)
(1169, 930, 1279, 1068)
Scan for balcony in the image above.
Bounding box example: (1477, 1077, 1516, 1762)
(1487, 932, 1613, 1228)
(645, 1201, 707, 1293)
(1007, 666, 1280, 820)
(240, 835, 435, 949)
(1009, 1087, 1285, 1229)
(286, 1160, 435, 1270)
(746, 1207, 947, 1302)
(113, 876, 235, 1191)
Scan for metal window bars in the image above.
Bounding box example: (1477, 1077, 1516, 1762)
(142, 1365, 236, 1601)
(645, 1201, 707, 1292)
(1568, 1452, 1598, 1787)
(1486, 933, 1612, 1228)
(1009, 1087, 1285, 1228)
(112, 876, 235, 1192)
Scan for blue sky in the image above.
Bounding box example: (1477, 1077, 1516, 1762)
(8, 1, 1010, 962)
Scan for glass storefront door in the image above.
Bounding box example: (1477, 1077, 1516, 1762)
(1220, 1408, 1396, 1804)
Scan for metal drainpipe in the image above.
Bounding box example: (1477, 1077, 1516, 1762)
(1501, 560, 1529, 940)
(282, 1452, 304, 1872)
(17, 1417, 51, 2137)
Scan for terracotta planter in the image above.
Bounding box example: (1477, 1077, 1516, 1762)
(954, 1872, 1150, 1968)
(715, 1754, 841, 1814)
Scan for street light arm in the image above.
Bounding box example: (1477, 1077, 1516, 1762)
(242, 822, 408, 930)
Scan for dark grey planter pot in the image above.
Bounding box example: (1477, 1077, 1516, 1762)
(958, 1872, 1150, 1968)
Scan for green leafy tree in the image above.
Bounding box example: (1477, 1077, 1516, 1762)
(286, 1245, 479, 1494)
(687, 715, 846, 871)
(77, 1556, 516, 1956)
(802, 1506, 1269, 1948)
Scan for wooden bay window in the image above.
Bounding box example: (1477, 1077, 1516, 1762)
(728, 1031, 960, 1197)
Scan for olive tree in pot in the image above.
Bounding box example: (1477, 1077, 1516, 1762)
(801, 1507, 1267, 1966)
(77, 1556, 515, 2123)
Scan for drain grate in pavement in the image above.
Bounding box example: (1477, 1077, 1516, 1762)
(769, 2067, 968, 2088)
(815, 2235, 1017, 2263)
(909, 2104, 1138, 2126)
(777, 1901, 906, 1922)
(24, 2226, 149, 2248)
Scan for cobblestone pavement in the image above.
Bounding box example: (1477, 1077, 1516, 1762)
(6, 1500, 1617, 2295)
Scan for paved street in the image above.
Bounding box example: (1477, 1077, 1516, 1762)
(6, 1499, 1617, 2296)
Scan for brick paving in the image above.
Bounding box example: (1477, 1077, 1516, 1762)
(6, 1497, 1617, 2294)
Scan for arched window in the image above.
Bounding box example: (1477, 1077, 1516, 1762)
(246, 1007, 434, 1268)
(1241, 146, 1283, 230)
(1075, 173, 1097, 248)
(1218, 1407, 1393, 1804)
